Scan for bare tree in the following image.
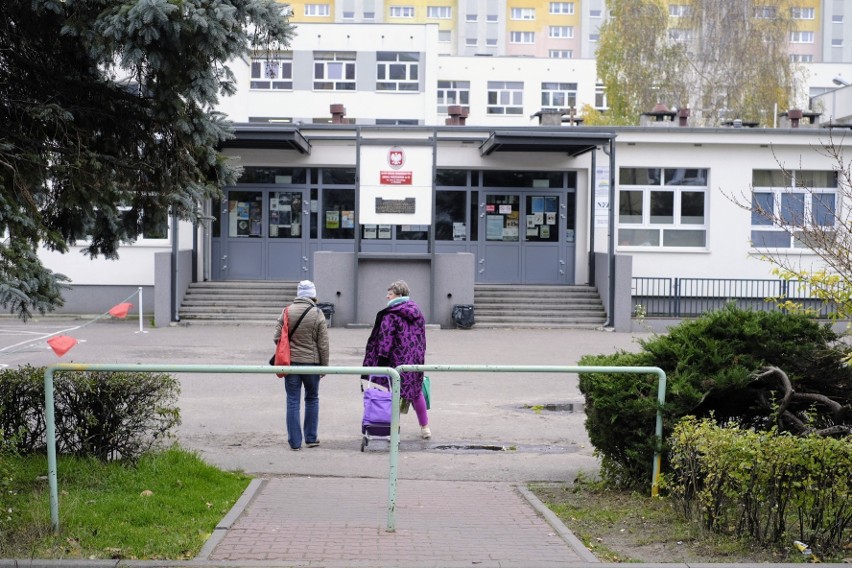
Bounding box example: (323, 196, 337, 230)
(594, 0, 801, 126)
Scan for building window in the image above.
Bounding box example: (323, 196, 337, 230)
(549, 49, 573, 58)
(790, 53, 814, 62)
(549, 26, 574, 38)
(510, 8, 536, 20)
(487, 81, 524, 115)
(486, 14, 498, 22)
(754, 6, 777, 18)
(669, 4, 689, 17)
(364, 11, 375, 20)
(377, 52, 420, 92)
(313, 51, 356, 91)
(791, 31, 815, 43)
(589, 33, 599, 42)
(251, 54, 293, 90)
(466, 13, 477, 21)
(465, 37, 478, 46)
(304, 4, 330, 17)
(510, 31, 535, 44)
(832, 38, 844, 47)
(427, 6, 452, 19)
(438, 30, 452, 42)
(832, 15, 844, 23)
(590, 9, 602, 17)
(342, 11, 354, 19)
(486, 38, 498, 46)
(541, 82, 577, 108)
(668, 28, 693, 43)
(618, 168, 708, 248)
(389, 6, 415, 18)
(437, 80, 470, 113)
(595, 82, 607, 109)
(549, 2, 574, 15)
(751, 170, 838, 249)
(791, 7, 815, 19)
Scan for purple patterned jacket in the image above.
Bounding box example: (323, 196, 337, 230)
(362, 299, 426, 401)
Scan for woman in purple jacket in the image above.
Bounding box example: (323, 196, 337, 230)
(362, 280, 430, 439)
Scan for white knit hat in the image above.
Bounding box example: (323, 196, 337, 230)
(296, 280, 317, 299)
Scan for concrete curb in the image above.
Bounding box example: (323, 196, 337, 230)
(195, 478, 267, 560)
(516, 483, 600, 563)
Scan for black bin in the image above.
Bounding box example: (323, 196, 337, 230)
(317, 302, 335, 326)
(452, 304, 475, 329)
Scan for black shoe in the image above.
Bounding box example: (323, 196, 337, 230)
(290, 446, 301, 451)
(306, 440, 320, 448)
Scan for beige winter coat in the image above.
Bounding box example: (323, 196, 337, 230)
(273, 297, 329, 366)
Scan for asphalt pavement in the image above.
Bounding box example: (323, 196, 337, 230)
(0, 317, 846, 567)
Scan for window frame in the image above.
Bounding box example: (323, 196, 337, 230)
(509, 31, 536, 44)
(548, 26, 574, 39)
(437, 80, 471, 113)
(791, 30, 815, 43)
(548, 49, 573, 59)
(389, 5, 415, 18)
(250, 53, 294, 90)
(617, 167, 709, 249)
(791, 7, 815, 19)
(376, 51, 420, 92)
(313, 51, 356, 91)
(304, 3, 330, 17)
(750, 170, 839, 250)
(549, 2, 574, 15)
(426, 5, 452, 19)
(486, 81, 524, 115)
(541, 82, 577, 108)
(510, 7, 536, 20)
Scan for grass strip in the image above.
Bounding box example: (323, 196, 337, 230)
(0, 445, 250, 560)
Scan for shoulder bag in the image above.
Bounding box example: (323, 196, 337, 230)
(270, 305, 315, 378)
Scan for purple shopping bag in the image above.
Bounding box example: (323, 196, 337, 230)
(363, 388, 392, 426)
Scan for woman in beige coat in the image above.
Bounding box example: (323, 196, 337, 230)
(273, 280, 329, 450)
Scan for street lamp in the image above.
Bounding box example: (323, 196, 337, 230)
(832, 76, 850, 87)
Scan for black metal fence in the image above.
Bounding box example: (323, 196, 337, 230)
(632, 277, 837, 318)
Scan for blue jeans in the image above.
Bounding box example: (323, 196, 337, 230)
(284, 366, 320, 449)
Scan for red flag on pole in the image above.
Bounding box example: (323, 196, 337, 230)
(108, 302, 133, 319)
(47, 335, 78, 357)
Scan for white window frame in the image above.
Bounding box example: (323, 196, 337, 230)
(465, 37, 478, 46)
(832, 38, 844, 47)
(549, 26, 574, 39)
(791, 7, 815, 19)
(486, 14, 498, 22)
(486, 81, 524, 115)
(791, 31, 815, 43)
(669, 4, 689, 17)
(617, 168, 709, 249)
(790, 53, 814, 62)
(750, 170, 838, 250)
(589, 33, 599, 42)
(548, 49, 573, 59)
(437, 80, 470, 113)
(832, 15, 844, 23)
(389, 6, 415, 18)
(465, 13, 477, 22)
(549, 2, 574, 15)
(510, 31, 535, 44)
(438, 30, 452, 43)
(486, 38, 498, 46)
(595, 82, 607, 109)
(376, 51, 420, 92)
(541, 82, 577, 109)
(250, 53, 293, 90)
(304, 4, 330, 17)
(427, 6, 452, 19)
(590, 9, 602, 17)
(510, 7, 536, 20)
(313, 51, 356, 91)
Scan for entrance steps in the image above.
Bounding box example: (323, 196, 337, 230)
(472, 284, 607, 329)
(178, 281, 297, 325)
(178, 281, 607, 328)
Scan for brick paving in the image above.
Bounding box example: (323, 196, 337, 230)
(208, 477, 588, 567)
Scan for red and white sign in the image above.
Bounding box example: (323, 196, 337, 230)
(380, 171, 413, 185)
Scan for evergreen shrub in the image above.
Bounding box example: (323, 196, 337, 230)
(578, 305, 852, 490)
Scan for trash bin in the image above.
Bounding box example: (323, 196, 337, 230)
(452, 304, 475, 329)
(317, 302, 335, 326)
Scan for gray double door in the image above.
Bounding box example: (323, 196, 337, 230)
(477, 191, 574, 284)
(214, 188, 310, 280)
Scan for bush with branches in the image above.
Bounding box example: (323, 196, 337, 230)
(0, 365, 180, 461)
(578, 305, 852, 490)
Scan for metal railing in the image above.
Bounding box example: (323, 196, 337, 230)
(632, 277, 837, 318)
(43, 363, 668, 534)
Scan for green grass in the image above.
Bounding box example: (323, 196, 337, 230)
(0, 446, 251, 560)
(529, 480, 808, 564)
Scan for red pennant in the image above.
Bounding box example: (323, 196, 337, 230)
(47, 335, 78, 357)
(108, 302, 133, 319)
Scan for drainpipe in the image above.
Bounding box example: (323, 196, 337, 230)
(603, 138, 616, 328)
(588, 150, 596, 284)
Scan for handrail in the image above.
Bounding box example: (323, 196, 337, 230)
(43, 363, 668, 535)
